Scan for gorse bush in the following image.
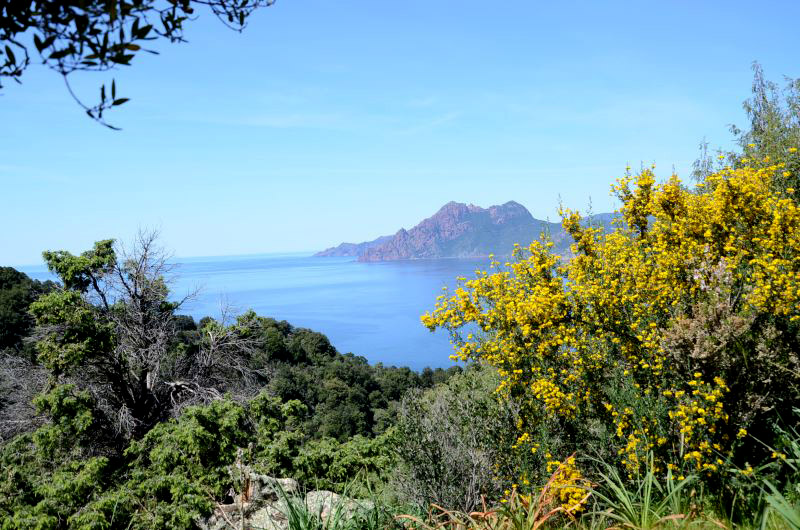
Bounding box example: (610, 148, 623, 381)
(422, 156, 800, 507)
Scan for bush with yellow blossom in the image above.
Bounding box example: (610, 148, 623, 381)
(422, 154, 800, 508)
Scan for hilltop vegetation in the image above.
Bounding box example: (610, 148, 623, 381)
(0, 267, 55, 354)
(0, 243, 461, 527)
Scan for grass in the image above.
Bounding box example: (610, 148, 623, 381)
(586, 454, 699, 529)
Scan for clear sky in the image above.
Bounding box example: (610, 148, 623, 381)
(2, 0, 799, 266)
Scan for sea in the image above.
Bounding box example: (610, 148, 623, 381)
(19, 253, 490, 370)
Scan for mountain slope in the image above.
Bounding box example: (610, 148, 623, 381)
(358, 201, 553, 261)
(316, 201, 617, 262)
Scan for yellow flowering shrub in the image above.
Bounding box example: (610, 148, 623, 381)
(546, 455, 591, 513)
(422, 155, 800, 487)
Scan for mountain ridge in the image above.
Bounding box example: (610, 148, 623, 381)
(315, 201, 615, 261)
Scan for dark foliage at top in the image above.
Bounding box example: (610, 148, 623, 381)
(0, 0, 275, 127)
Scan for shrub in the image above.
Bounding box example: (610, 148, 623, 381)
(392, 367, 521, 512)
(422, 156, 800, 502)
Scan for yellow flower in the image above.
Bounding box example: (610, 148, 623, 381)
(737, 428, 747, 438)
(423, 161, 800, 481)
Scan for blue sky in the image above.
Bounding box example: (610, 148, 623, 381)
(2, 0, 799, 265)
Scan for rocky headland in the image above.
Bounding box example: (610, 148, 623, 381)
(315, 201, 615, 262)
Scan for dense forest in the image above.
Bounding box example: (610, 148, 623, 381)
(1, 66, 799, 529)
(0, 241, 470, 527)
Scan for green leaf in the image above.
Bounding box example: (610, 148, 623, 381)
(136, 24, 153, 40)
(33, 34, 56, 52)
(42, 35, 57, 50)
(112, 98, 129, 107)
(49, 48, 72, 60)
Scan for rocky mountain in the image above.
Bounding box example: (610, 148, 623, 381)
(315, 201, 616, 262)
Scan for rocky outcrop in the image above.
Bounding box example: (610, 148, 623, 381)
(304, 491, 374, 522)
(358, 201, 551, 261)
(201, 471, 374, 530)
(315, 201, 618, 262)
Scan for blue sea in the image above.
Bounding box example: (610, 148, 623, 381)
(20, 253, 490, 370)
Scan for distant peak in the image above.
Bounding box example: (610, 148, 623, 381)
(488, 200, 533, 223)
(488, 200, 526, 211)
(437, 200, 469, 211)
(434, 201, 484, 215)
